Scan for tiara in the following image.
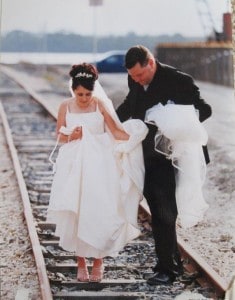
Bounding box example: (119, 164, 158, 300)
(74, 72, 93, 78)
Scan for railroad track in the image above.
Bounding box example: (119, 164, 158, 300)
(0, 66, 228, 299)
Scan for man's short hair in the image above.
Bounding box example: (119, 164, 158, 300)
(125, 45, 152, 69)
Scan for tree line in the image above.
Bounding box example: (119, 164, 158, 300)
(0, 30, 203, 53)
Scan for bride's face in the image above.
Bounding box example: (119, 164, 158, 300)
(74, 85, 93, 107)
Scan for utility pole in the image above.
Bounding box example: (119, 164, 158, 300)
(89, 0, 103, 64)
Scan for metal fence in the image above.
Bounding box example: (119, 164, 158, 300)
(156, 43, 234, 87)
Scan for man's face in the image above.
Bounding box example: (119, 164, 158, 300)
(127, 59, 155, 86)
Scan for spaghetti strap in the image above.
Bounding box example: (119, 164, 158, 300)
(95, 99, 99, 112)
(96, 99, 102, 113)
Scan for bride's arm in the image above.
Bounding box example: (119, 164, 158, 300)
(56, 102, 69, 143)
(98, 100, 129, 140)
(56, 100, 82, 143)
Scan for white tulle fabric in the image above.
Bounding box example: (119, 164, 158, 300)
(145, 103, 209, 228)
(47, 83, 148, 258)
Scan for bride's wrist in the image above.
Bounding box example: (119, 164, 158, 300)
(68, 135, 72, 142)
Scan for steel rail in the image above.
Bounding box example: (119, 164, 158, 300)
(140, 199, 228, 298)
(0, 101, 53, 300)
(0, 65, 58, 119)
(1, 65, 229, 299)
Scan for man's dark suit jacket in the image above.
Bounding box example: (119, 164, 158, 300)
(116, 61, 212, 163)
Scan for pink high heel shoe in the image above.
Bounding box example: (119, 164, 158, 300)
(77, 266, 89, 282)
(90, 265, 104, 282)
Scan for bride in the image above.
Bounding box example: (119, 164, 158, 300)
(47, 62, 148, 282)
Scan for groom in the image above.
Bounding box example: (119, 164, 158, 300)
(116, 45, 212, 285)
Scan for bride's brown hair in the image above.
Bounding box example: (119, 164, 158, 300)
(69, 63, 98, 91)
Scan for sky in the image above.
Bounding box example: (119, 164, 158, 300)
(0, 0, 231, 38)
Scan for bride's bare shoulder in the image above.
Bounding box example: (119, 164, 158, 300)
(61, 97, 74, 107)
(58, 97, 74, 112)
(93, 97, 105, 110)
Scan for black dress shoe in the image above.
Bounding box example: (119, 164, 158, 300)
(152, 262, 184, 277)
(143, 271, 155, 280)
(147, 271, 176, 285)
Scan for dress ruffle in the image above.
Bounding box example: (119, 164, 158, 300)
(145, 103, 209, 228)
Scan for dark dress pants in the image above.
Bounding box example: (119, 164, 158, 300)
(143, 155, 181, 274)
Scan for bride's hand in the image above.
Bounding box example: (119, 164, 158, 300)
(68, 126, 82, 142)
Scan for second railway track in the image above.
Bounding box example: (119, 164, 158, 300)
(0, 66, 229, 299)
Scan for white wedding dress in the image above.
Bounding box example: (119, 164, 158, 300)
(47, 103, 148, 258)
(145, 103, 209, 229)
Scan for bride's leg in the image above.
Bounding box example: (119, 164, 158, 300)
(90, 258, 104, 282)
(77, 256, 89, 282)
